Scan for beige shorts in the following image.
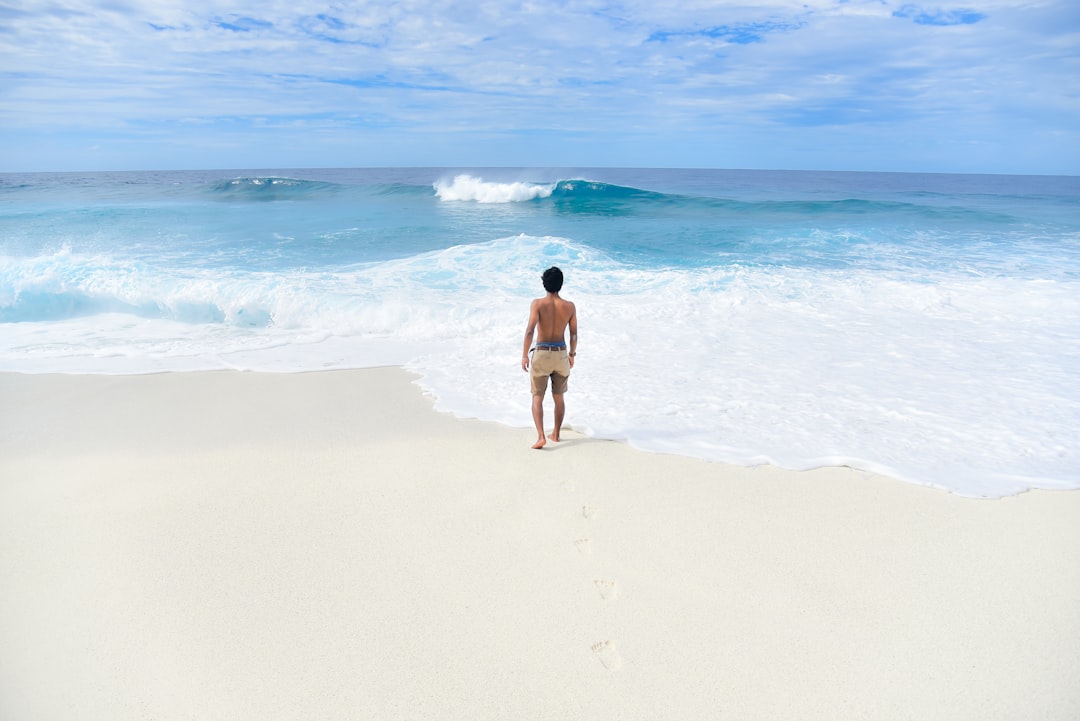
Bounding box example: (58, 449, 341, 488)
(530, 349, 570, 396)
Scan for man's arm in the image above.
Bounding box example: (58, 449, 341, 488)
(521, 300, 539, 371)
(567, 302, 578, 368)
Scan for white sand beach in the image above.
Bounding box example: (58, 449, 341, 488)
(1, 368, 1078, 720)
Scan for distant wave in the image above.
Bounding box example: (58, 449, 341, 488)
(550, 179, 671, 201)
(202, 174, 1012, 225)
(547, 182, 1017, 222)
(432, 174, 1011, 223)
(432, 175, 675, 205)
(207, 176, 345, 200)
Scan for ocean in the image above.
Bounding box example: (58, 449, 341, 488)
(2, 167, 1078, 498)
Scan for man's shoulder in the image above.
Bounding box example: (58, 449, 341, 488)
(533, 293, 574, 308)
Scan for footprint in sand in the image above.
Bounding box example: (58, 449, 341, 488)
(582, 505, 597, 520)
(574, 538, 592, 555)
(594, 578, 618, 600)
(592, 640, 623, 670)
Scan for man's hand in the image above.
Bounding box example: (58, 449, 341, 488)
(521, 355, 530, 372)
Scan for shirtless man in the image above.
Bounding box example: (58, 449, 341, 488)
(521, 266, 578, 449)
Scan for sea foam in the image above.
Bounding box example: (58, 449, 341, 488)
(5, 233, 1075, 497)
(434, 174, 556, 203)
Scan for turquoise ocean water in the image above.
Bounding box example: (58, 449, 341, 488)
(2, 168, 1078, 497)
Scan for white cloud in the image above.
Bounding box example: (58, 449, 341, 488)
(0, 1, 1077, 172)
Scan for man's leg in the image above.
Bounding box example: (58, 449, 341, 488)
(549, 393, 565, 442)
(531, 393, 547, 449)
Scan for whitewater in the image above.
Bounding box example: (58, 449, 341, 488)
(2, 168, 1078, 497)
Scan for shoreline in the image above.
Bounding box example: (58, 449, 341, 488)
(2, 368, 1079, 720)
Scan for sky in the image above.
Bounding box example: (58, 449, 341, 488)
(1, 0, 1077, 174)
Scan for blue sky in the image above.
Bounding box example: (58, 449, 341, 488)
(1, 1, 1077, 173)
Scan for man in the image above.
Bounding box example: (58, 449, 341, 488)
(521, 266, 578, 449)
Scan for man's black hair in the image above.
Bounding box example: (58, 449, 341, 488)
(542, 266, 564, 293)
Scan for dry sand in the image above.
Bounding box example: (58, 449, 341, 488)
(1, 368, 1078, 720)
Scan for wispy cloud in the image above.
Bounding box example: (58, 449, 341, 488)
(214, 16, 275, 33)
(0, 0, 1076, 172)
(892, 5, 987, 26)
(648, 20, 805, 45)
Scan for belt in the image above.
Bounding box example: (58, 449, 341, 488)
(533, 345, 566, 351)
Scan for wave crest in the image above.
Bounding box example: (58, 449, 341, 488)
(434, 175, 556, 203)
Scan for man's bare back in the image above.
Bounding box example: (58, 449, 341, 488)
(530, 294, 577, 345)
(521, 267, 578, 449)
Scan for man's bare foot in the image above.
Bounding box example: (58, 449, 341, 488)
(531, 437, 547, 449)
(548, 432, 561, 443)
